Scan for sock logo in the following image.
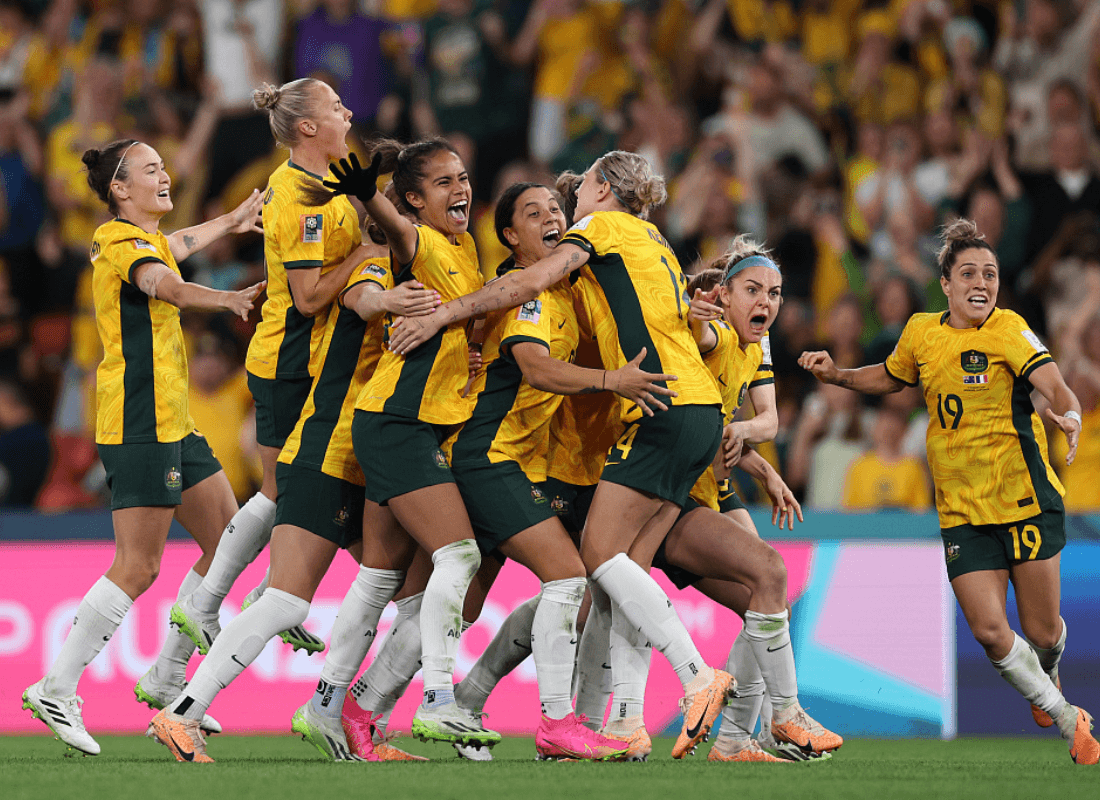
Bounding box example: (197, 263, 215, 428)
(688, 662, 698, 676)
(317, 679, 335, 708)
(619, 703, 627, 718)
(425, 690, 436, 705)
(447, 628, 460, 639)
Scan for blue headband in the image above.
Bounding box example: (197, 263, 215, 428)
(598, 166, 629, 209)
(722, 254, 781, 282)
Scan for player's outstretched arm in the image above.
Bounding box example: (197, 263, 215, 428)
(387, 242, 590, 355)
(323, 153, 418, 265)
(344, 280, 440, 323)
(1030, 361, 1083, 465)
(738, 448, 803, 531)
(134, 262, 265, 321)
(798, 350, 904, 395)
(166, 189, 263, 262)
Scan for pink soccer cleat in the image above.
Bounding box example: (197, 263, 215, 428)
(535, 713, 630, 762)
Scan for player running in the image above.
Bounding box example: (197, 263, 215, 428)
(800, 219, 1099, 766)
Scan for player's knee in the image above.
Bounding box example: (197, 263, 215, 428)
(1021, 621, 1061, 651)
(761, 545, 787, 592)
(969, 621, 1011, 652)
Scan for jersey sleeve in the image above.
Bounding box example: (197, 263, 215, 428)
(97, 235, 168, 284)
(559, 212, 615, 257)
(500, 290, 555, 356)
(884, 317, 921, 386)
(1003, 314, 1054, 379)
(750, 333, 775, 388)
(273, 188, 326, 271)
(339, 258, 392, 307)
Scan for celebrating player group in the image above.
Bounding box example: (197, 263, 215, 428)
(21, 78, 1098, 767)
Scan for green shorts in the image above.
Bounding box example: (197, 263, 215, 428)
(452, 459, 557, 555)
(941, 508, 1067, 581)
(353, 411, 456, 504)
(543, 477, 597, 536)
(247, 372, 313, 448)
(600, 405, 722, 507)
(653, 497, 705, 590)
(716, 479, 747, 513)
(99, 431, 222, 511)
(274, 462, 364, 549)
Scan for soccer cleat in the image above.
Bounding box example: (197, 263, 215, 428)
(411, 700, 502, 747)
(341, 700, 382, 761)
(170, 595, 220, 655)
(292, 702, 369, 761)
(241, 589, 325, 655)
(535, 713, 630, 762)
(672, 667, 734, 759)
(1032, 677, 1061, 728)
(22, 680, 100, 756)
(757, 726, 831, 761)
(147, 709, 214, 762)
(601, 717, 652, 762)
(772, 705, 843, 756)
(1067, 707, 1099, 765)
(454, 741, 493, 761)
(376, 741, 429, 761)
(708, 738, 789, 763)
(134, 671, 222, 734)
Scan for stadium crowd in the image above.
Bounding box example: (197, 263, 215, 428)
(1, 0, 1099, 512)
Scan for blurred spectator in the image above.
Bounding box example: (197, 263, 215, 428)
(0, 89, 46, 313)
(0, 376, 49, 506)
(846, 9, 921, 126)
(738, 56, 829, 178)
(842, 406, 932, 513)
(198, 0, 280, 202)
(1023, 211, 1100, 342)
(864, 274, 923, 366)
(1022, 122, 1100, 262)
(855, 119, 935, 254)
(787, 380, 871, 508)
(925, 16, 1006, 138)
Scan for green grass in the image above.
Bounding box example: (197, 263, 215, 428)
(4, 735, 1093, 800)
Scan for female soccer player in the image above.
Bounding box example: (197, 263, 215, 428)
(171, 78, 371, 657)
(358, 150, 735, 756)
(149, 223, 440, 763)
(800, 219, 1099, 766)
(22, 138, 264, 756)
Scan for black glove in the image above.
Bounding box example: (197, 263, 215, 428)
(322, 151, 381, 204)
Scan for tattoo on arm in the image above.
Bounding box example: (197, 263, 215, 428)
(471, 303, 486, 315)
(578, 386, 601, 394)
(183, 234, 198, 252)
(837, 376, 852, 387)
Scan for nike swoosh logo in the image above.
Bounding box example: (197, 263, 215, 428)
(916, 361, 926, 368)
(558, 320, 566, 329)
(231, 654, 247, 668)
(338, 214, 346, 226)
(169, 732, 195, 761)
(685, 699, 710, 739)
(513, 638, 532, 650)
(601, 663, 611, 670)
(568, 639, 578, 645)
(718, 376, 727, 387)
(767, 642, 790, 653)
(448, 269, 459, 275)
(717, 493, 733, 501)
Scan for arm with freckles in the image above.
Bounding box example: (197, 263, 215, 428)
(387, 243, 590, 354)
(133, 263, 265, 321)
(343, 279, 440, 323)
(1029, 361, 1083, 465)
(723, 383, 779, 467)
(737, 448, 803, 530)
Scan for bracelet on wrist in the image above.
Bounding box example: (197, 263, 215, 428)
(1064, 410, 1082, 426)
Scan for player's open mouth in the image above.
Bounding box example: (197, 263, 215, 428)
(749, 313, 768, 331)
(967, 294, 988, 309)
(157, 189, 170, 198)
(542, 227, 561, 246)
(447, 200, 468, 224)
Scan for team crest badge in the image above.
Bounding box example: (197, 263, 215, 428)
(961, 350, 988, 374)
(531, 486, 547, 504)
(737, 383, 747, 408)
(945, 542, 960, 564)
(333, 507, 349, 527)
(165, 467, 182, 490)
(263, 187, 274, 205)
(434, 449, 449, 469)
(89, 241, 100, 261)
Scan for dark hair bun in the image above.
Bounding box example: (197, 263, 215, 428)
(81, 148, 103, 170)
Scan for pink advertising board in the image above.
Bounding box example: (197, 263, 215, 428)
(0, 539, 950, 738)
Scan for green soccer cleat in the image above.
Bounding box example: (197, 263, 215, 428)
(291, 703, 369, 761)
(170, 595, 220, 655)
(242, 589, 325, 655)
(411, 700, 502, 747)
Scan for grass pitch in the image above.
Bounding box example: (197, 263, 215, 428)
(4, 735, 1091, 800)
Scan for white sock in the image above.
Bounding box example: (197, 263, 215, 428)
(169, 588, 309, 720)
(1026, 618, 1067, 683)
(44, 577, 132, 696)
(351, 592, 424, 725)
(992, 633, 1068, 730)
(759, 694, 773, 736)
(574, 581, 613, 730)
(420, 539, 480, 694)
(609, 602, 651, 723)
(592, 553, 704, 688)
(743, 610, 798, 717)
(146, 569, 203, 686)
(533, 579, 585, 719)
(310, 567, 404, 720)
(718, 629, 764, 744)
(456, 594, 539, 714)
(251, 568, 271, 598)
(191, 492, 276, 613)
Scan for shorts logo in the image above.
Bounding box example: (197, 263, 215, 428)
(517, 299, 542, 324)
(433, 449, 450, 470)
(550, 496, 567, 514)
(165, 467, 182, 490)
(945, 542, 960, 564)
(961, 350, 988, 374)
(531, 486, 547, 504)
(334, 507, 349, 527)
(89, 241, 101, 261)
(263, 187, 274, 205)
(963, 374, 989, 385)
(300, 214, 323, 243)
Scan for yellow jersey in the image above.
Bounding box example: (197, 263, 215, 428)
(247, 160, 361, 381)
(562, 211, 721, 424)
(690, 322, 774, 509)
(189, 369, 254, 500)
(885, 309, 1065, 528)
(451, 269, 578, 481)
(356, 225, 483, 425)
(842, 453, 932, 512)
(91, 219, 193, 445)
(279, 258, 392, 484)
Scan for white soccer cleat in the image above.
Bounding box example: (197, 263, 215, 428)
(170, 594, 221, 655)
(134, 670, 223, 734)
(292, 702, 366, 761)
(453, 709, 494, 761)
(22, 679, 100, 755)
